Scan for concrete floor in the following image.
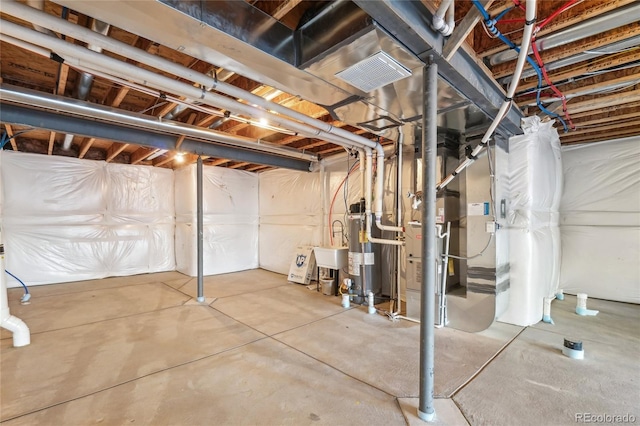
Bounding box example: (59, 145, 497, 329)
(1, 270, 638, 425)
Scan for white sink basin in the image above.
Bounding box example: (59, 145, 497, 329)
(314, 247, 348, 269)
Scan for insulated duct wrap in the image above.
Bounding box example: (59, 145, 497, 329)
(0, 151, 175, 286)
(499, 117, 562, 326)
(559, 136, 640, 303)
(174, 164, 258, 276)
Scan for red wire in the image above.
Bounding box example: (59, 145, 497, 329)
(511, 0, 526, 12)
(328, 164, 359, 246)
(531, 39, 576, 130)
(538, 0, 578, 30)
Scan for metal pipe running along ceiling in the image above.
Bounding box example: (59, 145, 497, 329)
(0, 1, 379, 152)
(0, 86, 314, 171)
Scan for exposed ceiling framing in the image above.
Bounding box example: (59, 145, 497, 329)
(1, 0, 638, 172)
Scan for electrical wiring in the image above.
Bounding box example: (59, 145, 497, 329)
(328, 161, 359, 246)
(537, 0, 582, 30)
(473, 0, 569, 132)
(528, 0, 580, 129)
(5, 270, 31, 303)
(447, 233, 494, 260)
(0, 128, 35, 149)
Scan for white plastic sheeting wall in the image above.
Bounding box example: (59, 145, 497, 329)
(0, 151, 175, 286)
(175, 164, 258, 276)
(259, 169, 323, 274)
(560, 136, 640, 303)
(258, 151, 398, 276)
(499, 117, 562, 326)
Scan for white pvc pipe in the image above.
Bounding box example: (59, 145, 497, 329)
(365, 149, 404, 246)
(432, 0, 455, 37)
(438, 0, 537, 191)
(374, 147, 404, 233)
(1, 5, 404, 245)
(0, 1, 379, 149)
(0, 241, 30, 347)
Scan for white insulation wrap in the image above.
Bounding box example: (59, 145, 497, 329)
(0, 151, 175, 286)
(499, 117, 562, 326)
(259, 169, 322, 274)
(174, 164, 258, 276)
(560, 136, 640, 303)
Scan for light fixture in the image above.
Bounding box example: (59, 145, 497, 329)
(174, 152, 185, 163)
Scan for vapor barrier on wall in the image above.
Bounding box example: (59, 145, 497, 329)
(259, 169, 323, 275)
(175, 164, 258, 276)
(560, 136, 640, 303)
(0, 151, 175, 286)
(258, 151, 398, 277)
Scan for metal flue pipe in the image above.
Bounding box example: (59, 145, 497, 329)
(0, 83, 316, 162)
(0, 1, 379, 151)
(1, 4, 403, 244)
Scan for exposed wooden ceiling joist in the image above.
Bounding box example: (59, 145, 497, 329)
(479, 0, 637, 58)
(4, 124, 18, 151)
(492, 23, 640, 79)
(517, 48, 640, 92)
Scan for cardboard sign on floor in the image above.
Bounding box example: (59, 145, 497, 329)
(288, 246, 316, 284)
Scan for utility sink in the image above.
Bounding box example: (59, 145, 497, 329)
(314, 246, 348, 269)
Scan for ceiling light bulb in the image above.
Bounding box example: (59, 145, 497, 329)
(174, 152, 185, 163)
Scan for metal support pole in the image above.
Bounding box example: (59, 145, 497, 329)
(196, 155, 205, 303)
(418, 58, 437, 422)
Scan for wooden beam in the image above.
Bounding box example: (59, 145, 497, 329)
(560, 127, 640, 145)
(185, 155, 209, 165)
(493, 23, 640, 79)
(196, 115, 217, 127)
(564, 89, 640, 114)
(157, 101, 180, 118)
(480, 0, 637, 58)
(175, 113, 197, 151)
(567, 100, 640, 120)
(47, 132, 56, 155)
(517, 48, 640, 92)
(560, 119, 640, 138)
(518, 71, 640, 106)
(316, 145, 345, 155)
(111, 86, 130, 108)
(563, 110, 640, 128)
(208, 159, 230, 167)
(443, 0, 494, 61)
(245, 165, 271, 172)
(130, 147, 156, 165)
(56, 64, 70, 96)
(228, 162, 250, 170)
(106, 142, 129, 162)
(272, 0, 302, 19)
(4, 124, 17, 151)
(78, 137, 95, 159)
(153, 153, 175, 167)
